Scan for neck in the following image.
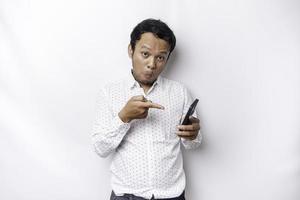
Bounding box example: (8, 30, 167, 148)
(140, 84, 151, 93)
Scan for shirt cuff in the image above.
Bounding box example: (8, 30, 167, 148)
(181, 131, 202, 149)
(112, 114, 131, 132)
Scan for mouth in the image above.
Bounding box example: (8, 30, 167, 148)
(143, 73, 153, 79)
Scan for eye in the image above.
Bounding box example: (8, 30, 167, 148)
(157, 56, 165, 62)
(141, 51, 149, 58)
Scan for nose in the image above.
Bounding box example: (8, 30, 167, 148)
(147, 57, 156, 70)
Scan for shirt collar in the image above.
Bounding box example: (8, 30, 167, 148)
(126, 70, 162, 90)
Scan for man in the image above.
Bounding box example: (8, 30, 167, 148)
(92, 18, 202, 200)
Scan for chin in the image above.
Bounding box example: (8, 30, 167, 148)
(134, 73, 155, 86)
(141, 79, 155, 86)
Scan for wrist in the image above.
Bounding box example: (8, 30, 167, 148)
(118, 111, 130, 123)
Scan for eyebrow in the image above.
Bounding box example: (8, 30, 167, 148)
(141, 45, 169, 54)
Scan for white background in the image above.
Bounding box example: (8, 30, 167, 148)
(1, 0, 299, 199)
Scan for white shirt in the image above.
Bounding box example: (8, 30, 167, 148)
(92, 72, 202, 199)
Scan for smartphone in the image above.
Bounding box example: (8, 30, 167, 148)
(181, 99, 199, 125)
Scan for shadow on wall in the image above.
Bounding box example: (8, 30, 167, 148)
(161, 48, 180, 78)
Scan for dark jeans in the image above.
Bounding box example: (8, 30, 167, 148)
(110, 190, 185, 200)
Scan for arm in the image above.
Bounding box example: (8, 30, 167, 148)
(91, 88, 131, 158)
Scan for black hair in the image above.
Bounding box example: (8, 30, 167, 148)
(130, 18, 176, 56)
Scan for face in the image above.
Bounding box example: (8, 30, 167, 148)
(128, 32, 170, 88)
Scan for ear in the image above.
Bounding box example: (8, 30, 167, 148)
(128, 44, 133, 58)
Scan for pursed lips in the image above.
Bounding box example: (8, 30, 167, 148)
(144, 72, 154, 77)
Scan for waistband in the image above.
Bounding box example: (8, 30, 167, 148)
(111, 190, 185, 200)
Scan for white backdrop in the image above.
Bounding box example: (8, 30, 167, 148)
(1, 0, 299, 200)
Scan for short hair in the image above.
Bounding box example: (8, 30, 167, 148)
(130, 18, 176, 55)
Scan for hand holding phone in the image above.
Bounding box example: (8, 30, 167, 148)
(181, 99, 199, 125)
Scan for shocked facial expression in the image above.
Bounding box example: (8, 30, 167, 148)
(128, 32, 170, 88)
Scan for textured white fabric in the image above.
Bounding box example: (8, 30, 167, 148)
(92, 72, 202, 199)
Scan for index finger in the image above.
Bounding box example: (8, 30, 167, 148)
(143, 102, 165, 110)
(189, 116, 200, 123)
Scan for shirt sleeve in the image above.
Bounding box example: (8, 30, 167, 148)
(180, 86, 202, 150)
(91, 88, 131, 157)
